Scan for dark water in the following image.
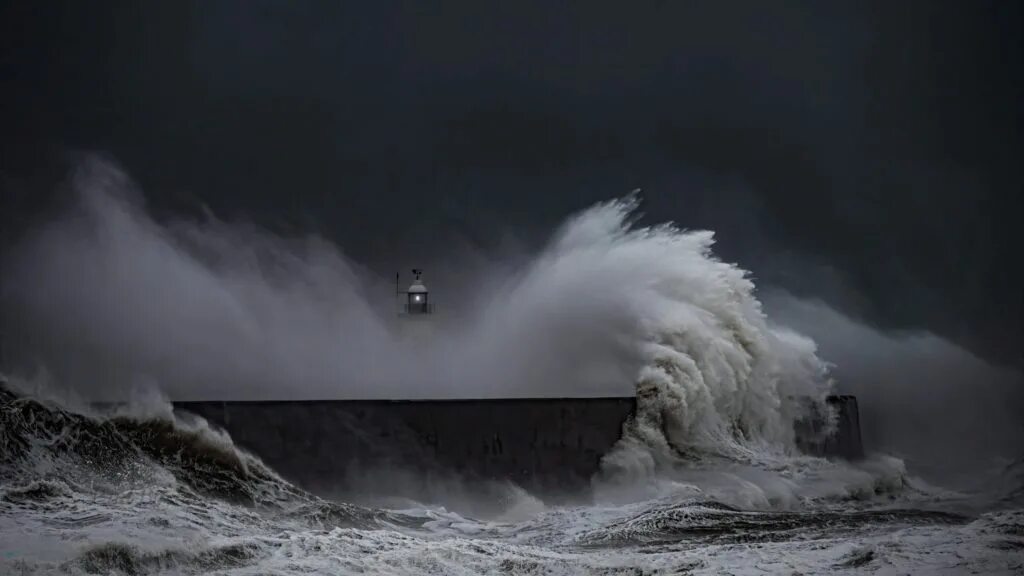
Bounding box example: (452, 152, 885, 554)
(1, 382, 1021, 575)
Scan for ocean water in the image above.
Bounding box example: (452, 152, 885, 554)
(0, 380, 1021, 575)
(1, 162, 1022, 574)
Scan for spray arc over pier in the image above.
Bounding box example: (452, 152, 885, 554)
(1, 162, 862, 498)
(164, 200, 862, 497)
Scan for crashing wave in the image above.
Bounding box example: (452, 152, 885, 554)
(0, 159, 865, 512)
(0, 377, 405, 529)
(0, 380, 287, 505)
(521, 197, 834, 475)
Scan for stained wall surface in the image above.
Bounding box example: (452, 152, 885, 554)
(175, 397, 637, 498)
(175, 394, 861, 500)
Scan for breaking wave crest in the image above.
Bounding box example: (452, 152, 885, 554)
(0, 377, 400, 529)
(519, 196, 833, 473)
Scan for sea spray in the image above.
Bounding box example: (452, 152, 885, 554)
(533, 197, 835, 479)
(1, 161, 1021, 573)
(2, 159, 831, 451)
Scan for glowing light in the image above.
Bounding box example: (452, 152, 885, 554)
(413, 295, 421, 302)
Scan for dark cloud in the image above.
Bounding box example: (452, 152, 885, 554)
(1, 0, 1020, 363)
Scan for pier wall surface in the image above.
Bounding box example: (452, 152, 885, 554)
(174, 397, 637, 498)
(795, 395, 865, 460)
(174, 394, 860, 499)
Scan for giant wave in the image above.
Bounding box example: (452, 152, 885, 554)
(1, 158, 1022, 574)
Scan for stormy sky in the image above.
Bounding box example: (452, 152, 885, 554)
(1, 0, 1021, 364)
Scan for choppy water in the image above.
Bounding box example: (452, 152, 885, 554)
(1, 382, 1021, 575)
(2, 164, 1022, 574)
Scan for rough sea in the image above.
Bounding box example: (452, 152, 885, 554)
(1, 162, 1022, 574)
(1, 379, 1022, 575)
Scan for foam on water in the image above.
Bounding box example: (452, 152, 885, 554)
(1, 360, 1021, 574)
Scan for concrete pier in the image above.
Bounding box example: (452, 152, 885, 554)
(174, 394, 861, 499)
(175, 397, 636, 497)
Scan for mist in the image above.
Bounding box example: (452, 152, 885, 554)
(765, 292, 1024, 478)
(3, 157, 1022, 477)
(1, 158, 646, 401)
(3, 157, 838, 466)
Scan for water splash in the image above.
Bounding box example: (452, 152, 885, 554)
(1, 158, 832, 459)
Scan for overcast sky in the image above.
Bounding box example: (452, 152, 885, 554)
(1, 0, 1021, 364)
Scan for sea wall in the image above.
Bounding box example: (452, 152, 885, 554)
(174, 394, 861, 500)
(828, 395, 865, 459)
(174, 397, 636, 498)
(795, 395, 865, 460)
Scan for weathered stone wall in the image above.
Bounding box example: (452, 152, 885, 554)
(795, 395, 865, 460)
(174, 398, 636, 498)
(828, 395, 864, 459)
(174, 394, 862, 501)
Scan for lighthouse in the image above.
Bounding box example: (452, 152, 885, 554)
(398, 269, 433, 316)
(397, 269, 434, 341)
